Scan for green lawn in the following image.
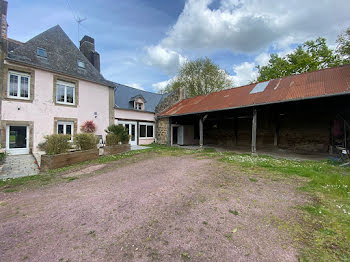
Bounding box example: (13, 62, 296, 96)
(1, 144, 349, 261)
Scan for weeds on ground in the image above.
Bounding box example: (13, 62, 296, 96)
(221, 153, 350, 261)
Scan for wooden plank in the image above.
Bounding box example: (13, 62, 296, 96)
(251, 109, 257, 153)
(199, 117, 203, 147)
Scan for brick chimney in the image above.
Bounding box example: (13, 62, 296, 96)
(0, 0, 8, 39)
(79, 35, 100, 72)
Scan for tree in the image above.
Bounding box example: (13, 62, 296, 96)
(164, 57, 233, 97)
(257, 37, 342, 82)
(336, 27, 350, 63)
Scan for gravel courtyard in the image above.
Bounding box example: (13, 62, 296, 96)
(0, 153, 308, 262)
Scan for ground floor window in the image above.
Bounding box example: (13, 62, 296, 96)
(139, 123, 154, 138)
(57, 121, 74, 141)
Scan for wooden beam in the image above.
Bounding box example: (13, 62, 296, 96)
(199, 117, 203, 147)
(234, 117, 238, 146)
(273, 113, 279, 147)
(251, 109, 257, 153)
(167, 117, 172, 146)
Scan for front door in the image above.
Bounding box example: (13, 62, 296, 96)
(6, 125, 29, 155)
(118, 121, 137, 145)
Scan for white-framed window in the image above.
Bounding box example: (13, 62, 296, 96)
(139, 123, 154, 138)
(57, 121, 74, 142)
(134, 102, 143, 110)
(56, 80, 75, 105)
(8, 71, 30, 100)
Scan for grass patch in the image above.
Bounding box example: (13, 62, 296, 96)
(220, 152, 350, 261)
(229, 209, 239, 215)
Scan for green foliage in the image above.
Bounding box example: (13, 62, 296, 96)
(105, 124, 129, 145)
(257, 37, 343, 82)
(0, 152, 5, 162)
(39, 134, 71, 155)
(74, 133, 98, 150)
(336, 27, 350, 63)
(164, 57, 233, 97)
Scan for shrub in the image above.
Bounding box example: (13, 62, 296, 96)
(105, 124, 130, 145)
(80, 120, 96, 133)
(74, 133, 98, 150)
(39, 134, 71, 155)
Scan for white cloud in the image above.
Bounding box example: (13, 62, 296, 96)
(127, 83, 145, 91)
(231, 62, 258, 86)
(151, 77, 178, 93)
(160, 0, 349, 53)
(145, 45, 187, 76)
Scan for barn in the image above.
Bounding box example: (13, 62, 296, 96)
(156, 65, 350, 156)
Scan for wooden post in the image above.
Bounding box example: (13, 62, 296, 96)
(252, 109, 257, 153)
(273, 113, 279, 147)
(233, 117, 238, 146)
(344, 120, 347, 149)
(167, 117, 172, 146)
(199, 117, 203, 147)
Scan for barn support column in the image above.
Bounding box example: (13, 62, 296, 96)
(233, 117, 238, 146)
(167, 117, 172, 146)
(273, 113, 279, 147)
(251, 109, 257, 153)
(199, 117, 204, 147)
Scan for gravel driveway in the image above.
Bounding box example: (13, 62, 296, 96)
(0, 154, 307, 262)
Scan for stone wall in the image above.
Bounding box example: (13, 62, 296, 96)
(156, 117, 169, 145)
(155, 87, 188, 145)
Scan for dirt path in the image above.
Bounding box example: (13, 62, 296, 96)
(0, 155, 308, 262)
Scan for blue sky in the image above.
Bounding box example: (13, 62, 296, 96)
(7, 0, 350, 92)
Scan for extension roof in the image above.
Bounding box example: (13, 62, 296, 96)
(114, 83, 169, 113)
(7, 25, 112, 87)
(159, 64, 350, 117)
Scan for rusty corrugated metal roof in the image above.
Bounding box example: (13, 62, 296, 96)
(159, 65, 350, 117)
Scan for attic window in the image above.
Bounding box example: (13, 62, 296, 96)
(77, 60, 85, 69)
(36, 48, 47, 58)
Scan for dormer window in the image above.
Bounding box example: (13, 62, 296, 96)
(77, 60, 85, 69)
(36, 48, 47, 58)
(134, 102, 143, 110)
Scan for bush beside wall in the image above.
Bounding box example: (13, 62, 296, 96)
(38, 134, 71, 155)
(74, 133, 98, 150)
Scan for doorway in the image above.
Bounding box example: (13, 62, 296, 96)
(6, 125, 29, 155)
(118, 121, 137, 145)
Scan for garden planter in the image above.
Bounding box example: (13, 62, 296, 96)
(40, 149, 99, 171)
(103, 144, 130, 155)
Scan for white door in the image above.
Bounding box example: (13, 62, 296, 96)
(6, 125, 29, 155)
(118, 121, 137, 145)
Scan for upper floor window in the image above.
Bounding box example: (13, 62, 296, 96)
(8, 71, 30, 100)
(37, 48, 47, 58)
(56, 80, 75, 105)
(134, 102, 143, 110)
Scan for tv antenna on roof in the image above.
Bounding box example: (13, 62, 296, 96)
(76, 16, 87, 44)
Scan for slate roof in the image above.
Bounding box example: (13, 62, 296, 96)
(114, 83, 169, 113)
(7, 25, 112, 87)
(159, 64, 350, 117)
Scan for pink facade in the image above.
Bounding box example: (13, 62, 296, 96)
(114, 108, 156, 145)
(2, 63, 112, 153)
